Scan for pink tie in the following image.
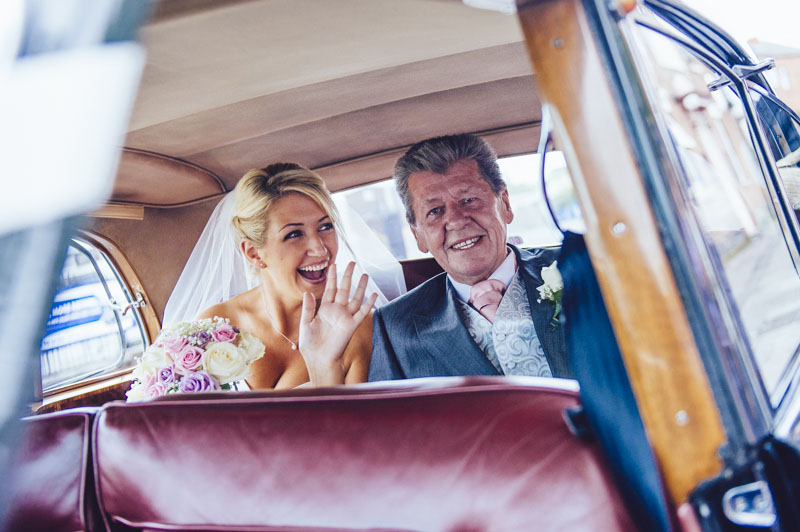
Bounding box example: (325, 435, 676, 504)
(469, 279, 507, 323)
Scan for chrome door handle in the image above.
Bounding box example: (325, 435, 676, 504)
(722, 480, 776, 528)
(109, 291, 145, 316)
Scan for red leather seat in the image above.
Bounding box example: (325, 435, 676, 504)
(93, 377, 636, 531)
(6, 408, 99, 532)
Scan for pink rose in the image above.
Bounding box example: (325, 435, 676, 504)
(174, 345, 204, 374)
(140, 372, 156, 389)
(212, 323, 238, 344)
(164, 336, 189, 356)
(144, 380, 168, 398)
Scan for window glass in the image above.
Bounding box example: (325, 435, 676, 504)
(626, 18, 800, 406)
(40, 237, 146, 392)
(777, 144, 800, 213)
(749, 88, 800, 216)
(333, 152, 583, 261)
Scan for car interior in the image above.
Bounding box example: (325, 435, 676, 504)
(4, 0, 800, 530)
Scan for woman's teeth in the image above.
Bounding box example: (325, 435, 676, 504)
(452, 237, 480, 250)
(298, 263, 327, 272)
(298, 263, 327, 281)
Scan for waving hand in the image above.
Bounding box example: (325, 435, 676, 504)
(298, 262, 378, 386)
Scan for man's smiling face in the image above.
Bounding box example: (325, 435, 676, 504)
(408, 158, 513, 285)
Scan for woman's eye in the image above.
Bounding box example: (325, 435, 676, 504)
(319, 222, 334, 232)
(284, 230, 302, 241)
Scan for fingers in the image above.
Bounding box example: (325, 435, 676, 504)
(353, 292, 379, 323)
(323, 263, 375, 320)
(336, 261, 356, 305)
(323, 263, 337, 303)
(347, 273, 369, 313)
(300, 291, 316, 325)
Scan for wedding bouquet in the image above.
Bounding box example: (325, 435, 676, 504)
(126, 317, 265, 402)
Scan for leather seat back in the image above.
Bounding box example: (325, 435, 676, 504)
(93, 377, 636, 531)
(6, 408, 100, 532)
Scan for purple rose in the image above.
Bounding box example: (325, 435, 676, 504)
(191, 330, 213, 349)
(178, 371, 220, 393)
(173, 345, 204, 375)
(212, 323, 238, 344)
(164, 336, 189, 356)
(157, 365, 176, 384)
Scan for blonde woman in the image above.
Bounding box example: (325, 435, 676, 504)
(164, 163, 402, 388)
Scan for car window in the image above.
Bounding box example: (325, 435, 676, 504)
(333, 152, 583, 261)
(626, 17, 800, 408)
(748, 87, 800, 215)
(40, 236, 147, 393)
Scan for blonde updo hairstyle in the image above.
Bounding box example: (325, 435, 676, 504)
(232, 162, 340, 249)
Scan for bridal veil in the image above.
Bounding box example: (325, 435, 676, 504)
(162, 191, 406, 327)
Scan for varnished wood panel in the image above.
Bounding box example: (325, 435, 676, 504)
(517, 0, 725, 503)
(36, 377, 131, 414)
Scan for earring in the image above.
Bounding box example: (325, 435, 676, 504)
(258, 261, 266, 268)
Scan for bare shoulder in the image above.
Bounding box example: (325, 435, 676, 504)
(358, 308, 375, 337)
(197, 302, 229, 321)
(343, 309, 375, 384)
(350, 309, 374, 359)
(197, 299, 236, 321)
(196, 289, 257, 324)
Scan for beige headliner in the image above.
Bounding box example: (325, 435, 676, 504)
(113, 0, 542, 206)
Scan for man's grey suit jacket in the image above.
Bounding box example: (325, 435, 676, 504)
(368, 245, 572, 381)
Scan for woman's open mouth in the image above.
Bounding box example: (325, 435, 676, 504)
(297, 262, 329, 283)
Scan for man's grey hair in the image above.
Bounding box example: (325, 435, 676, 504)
(394, 133, 506, 224)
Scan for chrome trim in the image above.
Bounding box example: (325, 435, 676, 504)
(708, 59, 775, 92)
(722, 480, 777, 528)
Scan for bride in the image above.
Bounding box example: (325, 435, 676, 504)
(163, 162, 405, 389)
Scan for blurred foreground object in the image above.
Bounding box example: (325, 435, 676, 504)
(0, 0, 148, 528)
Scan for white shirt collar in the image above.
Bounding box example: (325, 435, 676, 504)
(449, 248, 517, 302)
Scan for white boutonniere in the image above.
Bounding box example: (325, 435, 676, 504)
(536, 261, 563, 326)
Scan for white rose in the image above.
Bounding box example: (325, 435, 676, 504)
(125, 383, 146, 402)
(537, 261, 564, 304)
(536, 283, 553, 302)
(140, 346, 172, 375)
(202, 342, 250, 384)
(540, 261, 563, 291)
(238, 332, 265, 363)
(131, 363, 146, 382)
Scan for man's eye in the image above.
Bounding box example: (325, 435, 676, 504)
(284, 230, 302, 240)
(463, 197, 478, 204)
(427, 207, 441, 217)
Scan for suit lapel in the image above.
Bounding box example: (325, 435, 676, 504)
(516, 247, 564, 374)
(411, 279, 499, 376)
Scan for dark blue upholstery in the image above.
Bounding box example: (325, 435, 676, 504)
(559, 231, 673, 532)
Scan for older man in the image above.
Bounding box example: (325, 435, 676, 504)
(368, 133, 571, 381)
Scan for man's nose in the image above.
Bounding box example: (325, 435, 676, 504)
(444, 203, 468, 230)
